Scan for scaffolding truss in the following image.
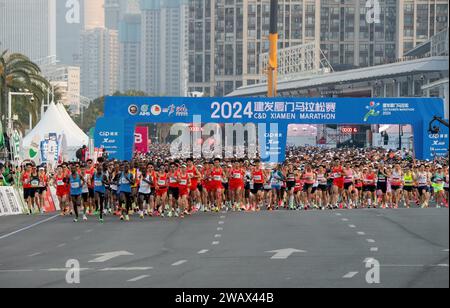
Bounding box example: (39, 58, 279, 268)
(259, 42, 334, 83)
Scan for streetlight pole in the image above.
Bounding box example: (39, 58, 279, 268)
(8, 91, 34, 135)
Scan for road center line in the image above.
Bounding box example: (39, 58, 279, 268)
(343, 272, 358, 278)
(127, 275, 150, 282)
(28, 252, 42, 257)
(100, 267, 153, 271)
(0, 215, 59, 240)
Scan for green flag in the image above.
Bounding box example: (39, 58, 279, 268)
(0, 122, 4, 149)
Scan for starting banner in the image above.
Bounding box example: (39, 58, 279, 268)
(94, 97, 447, 162)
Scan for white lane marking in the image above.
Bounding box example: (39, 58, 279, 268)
(0, 215, 59, 240)
(217, 227, 223, 231)
(266, 249, 307, 260)
(89, 251, 134, 263)
(0, 269, 34, 273)
(343, 272, 358, 279)
(198, 249, 209, 254)
(214, 234, 222, 238)
(212, 241, 220, 245)
(57, 243, 66, 248)
(357, 232, 366, 236)
(218, 221, 225, 225)
(43, 268, 91, 272)
(367, 239, 376, 243)
(348, 225, 356, 228)
(127, 275, 150, 282)
(28, 252, 42, 257)
(100, 267, 152, 271)
(370, 247, 379, 252)
(172, 260, 187, 266)
(341, 218, 349, 222)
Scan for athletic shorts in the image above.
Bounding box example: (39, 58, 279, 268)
(271, 184, 281, 191)
(251, 183, 264, 195)
(391, 185, 402, 191)
(286, 181, 296, 190)
(88, 188, 95, 198)
(23, 188, 35, 199)
(303, 183, 313, 192)
(179, 188, 189, 197)
(169, 187, 179, 199)
(156, 189, 168, 197)
(363, 186, 376, 192)
(82, 192, 89, 202)
(377, 182, 387, 194)
(318, 184, 328, 192)
(418, 186, 429, 196)
(344, 182, 353, 190)
(403, 186, 413, 192)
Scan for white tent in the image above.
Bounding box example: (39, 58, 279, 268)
(56, 103, 89, 140)
(22, 102, 89, 161)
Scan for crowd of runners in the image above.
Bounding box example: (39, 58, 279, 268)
(15, 146, 449, 223)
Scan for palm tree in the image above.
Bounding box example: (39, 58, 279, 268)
(0, 50, 50, 131)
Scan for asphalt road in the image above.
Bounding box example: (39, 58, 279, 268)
(0, 208, 448, 288)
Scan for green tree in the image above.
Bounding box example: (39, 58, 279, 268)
(0, 50, 50, 133)
(73, 90, 147, 131)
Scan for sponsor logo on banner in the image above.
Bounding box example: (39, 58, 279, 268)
(151, 105, 162, 116)
(128, 104, 139, 116)
(134, 126, 149, 153)
(364, 101, 381, 122)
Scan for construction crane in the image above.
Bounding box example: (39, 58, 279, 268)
(267, 0, 278, 97)
(429, 116, 449, 134)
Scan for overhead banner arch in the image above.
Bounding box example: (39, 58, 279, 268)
(95, 97, 448, 162)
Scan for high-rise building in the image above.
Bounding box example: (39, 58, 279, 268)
(119, 13, 141, 92)
(42, 65, 81, 113)
(140, 0, 188, 96)
(188, 0, 449, 97)
(0, 0, 56, 62)
(84, 0, 105, 30)
(79, 28, 119, 99)
(105, 0, 141, 30)
(397, 0, 449, 56)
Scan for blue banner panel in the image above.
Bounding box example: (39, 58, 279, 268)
(95, 97, 446, 161)
(94, 117, 126, 159)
